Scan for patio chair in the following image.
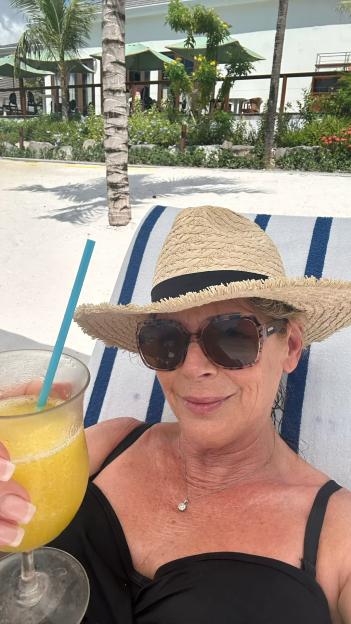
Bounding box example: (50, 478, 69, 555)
(84, 206, 351, 489)
(8, 93, 19, 115)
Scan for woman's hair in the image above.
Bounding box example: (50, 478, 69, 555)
(247, 297, 306, 328)
(247, 298, 306, 437)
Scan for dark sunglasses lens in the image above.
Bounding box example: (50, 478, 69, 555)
(202, 317, 259, 368)
(138, 322, 187, 370)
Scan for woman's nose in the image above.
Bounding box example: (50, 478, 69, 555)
(181, 340, 217, 377)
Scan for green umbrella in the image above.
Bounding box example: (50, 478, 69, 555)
(91, 44, 173, 71)
(0, 55, 54, 78)
(126, 43, 174, 71)
(166, 35, 264, 64)
(23, 51, 94, 74)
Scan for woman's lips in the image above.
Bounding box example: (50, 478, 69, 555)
(181, 395, 231, 414)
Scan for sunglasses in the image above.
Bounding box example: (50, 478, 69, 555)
(136, 314, 287, 371)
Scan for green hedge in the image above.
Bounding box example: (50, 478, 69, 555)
(277, 147, 351, 173)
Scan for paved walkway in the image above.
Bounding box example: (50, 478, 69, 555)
(1, 159, 350, 359)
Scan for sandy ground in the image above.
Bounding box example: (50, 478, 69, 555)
(1, 158, 350, 362)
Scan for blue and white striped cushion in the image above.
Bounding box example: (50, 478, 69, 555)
(84, 206, 351, 488)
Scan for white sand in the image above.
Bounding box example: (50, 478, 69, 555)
(1, 159, 350, 361)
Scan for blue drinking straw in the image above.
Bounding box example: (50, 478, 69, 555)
(37, 238, 95, 409)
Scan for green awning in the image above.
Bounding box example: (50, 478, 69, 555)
(166, 35, 265, 64)
(0, 55, 54, 78)
(91, 43, 174, 71)
(23, 51, 94, 74)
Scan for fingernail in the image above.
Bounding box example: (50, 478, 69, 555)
(0, 457, 15, 481)
(0, 524, 25, 548)
(0, 495, 36, 525)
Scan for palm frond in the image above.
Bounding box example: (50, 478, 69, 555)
(10, 0, 42, 20)
(37, 0, 65, 39)
(61, 0, 96, 53)
(13, 0, 96, 74)
(14, 28, 44, 75)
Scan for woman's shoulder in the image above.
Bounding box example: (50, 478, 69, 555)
(85, 417, 142, 476)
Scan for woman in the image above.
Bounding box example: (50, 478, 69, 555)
(1, 206, 351, 623)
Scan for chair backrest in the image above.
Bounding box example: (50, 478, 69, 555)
(84, 206, 351, 488)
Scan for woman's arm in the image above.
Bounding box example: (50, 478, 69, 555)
(85, 417, 141, 476)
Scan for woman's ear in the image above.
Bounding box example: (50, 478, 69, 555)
(282, 321, 304, 374)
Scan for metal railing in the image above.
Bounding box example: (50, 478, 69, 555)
(315, 52, 351, 71)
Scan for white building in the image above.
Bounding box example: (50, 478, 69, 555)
(88, 0, 351, 111)
(2, 0, 351, 115)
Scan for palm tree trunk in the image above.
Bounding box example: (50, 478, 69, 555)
(263, 0, 289, 168)
(102, 0, 131, 226)
(59, 61, 69, 120)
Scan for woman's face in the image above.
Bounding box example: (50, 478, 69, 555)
(156, 300, 303, 448)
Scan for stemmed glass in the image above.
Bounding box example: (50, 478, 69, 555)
(0, 349, 90, 624)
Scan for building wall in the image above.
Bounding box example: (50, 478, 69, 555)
(89, 0, 351, 110)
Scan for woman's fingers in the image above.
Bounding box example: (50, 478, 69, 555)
(0, 442, 13, 481)
(0, 380, 72, 401)
(48, 382, 72, 400)
(0, 494, 36, 525)
(0, 519, 25, 548)
(0, 468, 35, 549)
(0, 456, 15, 482)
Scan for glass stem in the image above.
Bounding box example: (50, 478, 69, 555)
(17, 551, 44, 607)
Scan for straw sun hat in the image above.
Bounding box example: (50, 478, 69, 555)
(75, 206, 351, 351)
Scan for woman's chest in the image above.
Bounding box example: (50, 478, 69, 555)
(95, 467, 342, 623)
(97, 462, 314, 575)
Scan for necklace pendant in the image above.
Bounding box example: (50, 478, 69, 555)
(177, 499, 189, 512)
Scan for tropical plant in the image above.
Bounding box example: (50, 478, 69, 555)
(166, 0, 230, 112)
(11, 0, 96, 120)
(314, 74, 351, 117)
(166, 0, 230, 59)
(102, 0, 131, 225)
(217, 55, 253, 105)
(192, 55, 221, 111)
(263, 0, 289, 168)
(164, 57, 192, 118)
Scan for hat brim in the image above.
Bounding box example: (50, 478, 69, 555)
(74, 276, 351, 351)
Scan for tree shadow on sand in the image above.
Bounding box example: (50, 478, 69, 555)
(12, 171, 269, 224)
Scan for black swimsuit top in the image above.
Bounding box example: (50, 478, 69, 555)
(50, 423, 341, 624)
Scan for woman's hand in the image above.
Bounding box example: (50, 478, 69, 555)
(0, 380, 71, 548)
(0, 442, 35, 548)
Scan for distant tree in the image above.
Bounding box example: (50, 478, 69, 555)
(102, 0, 131, 225)
(166, 0, 230, 61)
(11, 0, 95, 120)
(263, 0, 289, 168)
(166, 0, 253, 114)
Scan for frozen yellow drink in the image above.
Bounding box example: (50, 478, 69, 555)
(0, 395, 89, 552)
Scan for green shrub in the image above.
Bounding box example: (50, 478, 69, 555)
(276, 115, 351, 147)
(0, 119, 22, 145)
(128, 104, 182, 146)
(277, 147, 351, 173)
(129, 145, 262, 169)
(187, 111, 256, 146)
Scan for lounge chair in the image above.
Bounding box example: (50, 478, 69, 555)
(84, 206, 351, 489)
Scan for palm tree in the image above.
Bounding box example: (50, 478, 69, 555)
(11, 0, 96, 119)
(263, 0, 289, 168)
(102, 0, 131, 225)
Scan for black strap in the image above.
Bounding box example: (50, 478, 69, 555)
(151, 270, 268, 302)
(301, 479, 342, 578)
(90, 422, 154, 481)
